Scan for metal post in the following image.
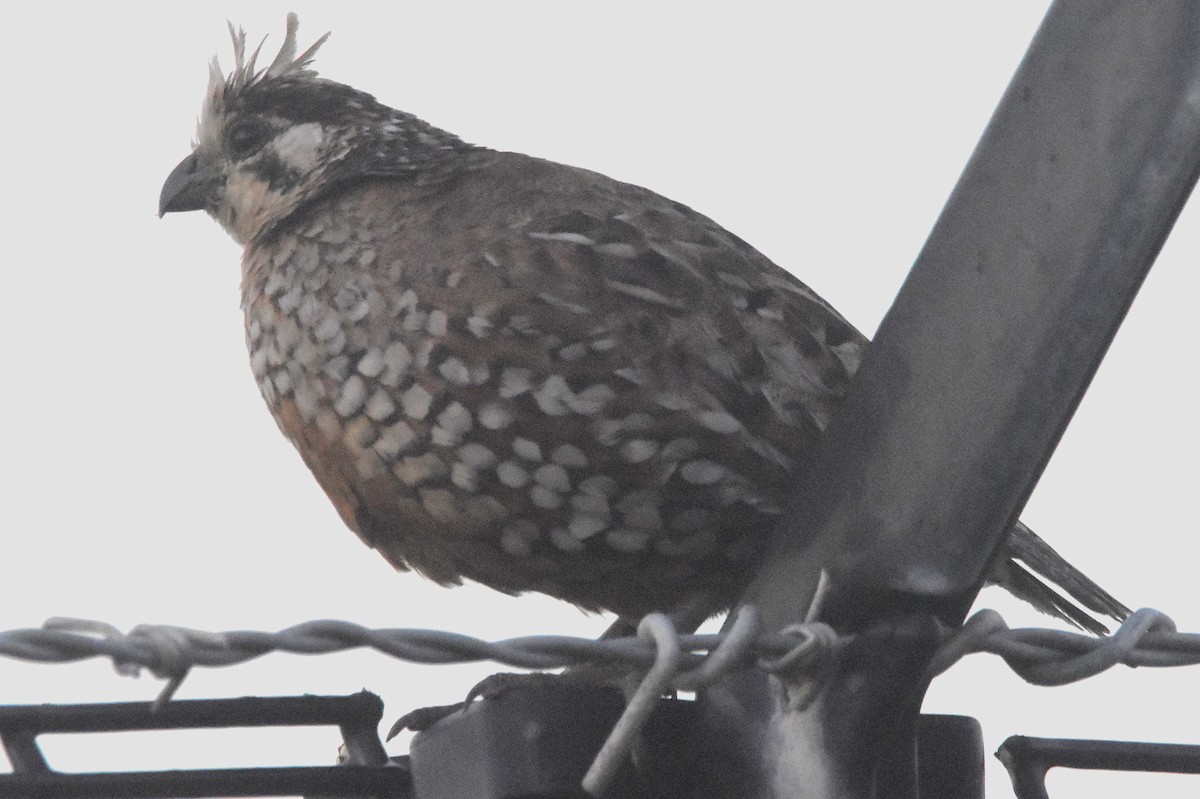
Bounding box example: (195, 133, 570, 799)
(699, 2, 1200, 797)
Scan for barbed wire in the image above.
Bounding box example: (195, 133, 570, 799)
(1, 606, 1195, 697)
(2, 607, 1196, 797)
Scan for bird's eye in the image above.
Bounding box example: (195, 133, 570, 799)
(225, 118, 272, 160)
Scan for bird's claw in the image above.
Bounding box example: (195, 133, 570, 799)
(386, 702, 466, 739)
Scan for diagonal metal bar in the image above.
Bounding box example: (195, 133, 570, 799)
(698, 3, 1200, 798)
(752, 0, 1200, 633)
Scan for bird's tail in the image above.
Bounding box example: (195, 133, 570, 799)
(989, 520, 1131, 636)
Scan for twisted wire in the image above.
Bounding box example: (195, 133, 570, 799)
(5, 607, 1198, 797)
(4, 608, 1198, 695)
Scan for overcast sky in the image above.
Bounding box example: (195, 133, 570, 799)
(2, 4, 1197, 797)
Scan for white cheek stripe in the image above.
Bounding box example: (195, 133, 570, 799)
(273, 122, 325, 172)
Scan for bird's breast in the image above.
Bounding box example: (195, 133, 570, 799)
(236, 188, 800, 616)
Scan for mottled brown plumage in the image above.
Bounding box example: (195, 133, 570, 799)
(160, 15, 1128, 633)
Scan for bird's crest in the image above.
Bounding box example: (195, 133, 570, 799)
(205, 13, 329, 115)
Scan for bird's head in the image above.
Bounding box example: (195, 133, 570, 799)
(159, 14, 468, 245)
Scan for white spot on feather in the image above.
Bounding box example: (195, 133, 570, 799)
(551, 444, 589, 468)
(603, 279, 686, 309)
(401, 384, 433, 419)
(697, 410, 743, 434)
(558, 342, 588, 361)
(529, 231, 595, 245)
(365, 390, 396, 421)
(680, 460, 725, 485)
(499, 368, 533, 398)
(569, 514, 607, 540)
(438, 356, 471, 385)
(450, 463, 478, 491)
(478, 403, 514, 430)
(458, 443, 497, 469)
(395, 453, 447, 486)
(533, 375, 573, 416)
(374, 421, 415, 459)
(533, 464, 570, 493)
(467, 316, 494, 337)
(595, 242, 638, 258)
(497, 460, 530, 488)
(550, 527, 585, 552)
(620, 439, 659, 463)
(512, 438, 543, 462)
(569, 384, 616, 415)
(570, 493, 610, 519)
(432, 402, 472, 446)
(531, 485, 564, 509)
(357, 348, 384, 377)
(426, 309, 448, 336)
(334, 376, 366, 417)
(578, 475, 618, 497)
(501, 520, 538, 556)
(419, 488, 461, 522)
(380, 342, 412, 386)
(606, 528, 650, 552)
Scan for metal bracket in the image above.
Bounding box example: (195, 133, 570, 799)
(998, 736, 1200, 799)
(0, 692, 409, 798)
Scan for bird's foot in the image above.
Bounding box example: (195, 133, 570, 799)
(387, 702, 469, 736)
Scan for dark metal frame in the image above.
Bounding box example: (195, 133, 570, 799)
(0, 693, 410, 798)
(698, 2, 1200, 796)
(998, 737, 1200, 799)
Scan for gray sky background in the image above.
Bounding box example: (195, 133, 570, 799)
(1, 4, 1197, 797)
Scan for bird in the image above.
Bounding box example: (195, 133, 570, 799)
(160, 14, 1128, 636)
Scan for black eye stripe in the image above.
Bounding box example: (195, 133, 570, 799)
(254, 151, 302, 191)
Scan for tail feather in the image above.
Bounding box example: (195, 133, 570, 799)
(990, 520, 1131, 634)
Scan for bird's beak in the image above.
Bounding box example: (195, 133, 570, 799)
(159, 152, 220, 217)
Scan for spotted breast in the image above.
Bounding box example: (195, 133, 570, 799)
(240, 152, 860, 621)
